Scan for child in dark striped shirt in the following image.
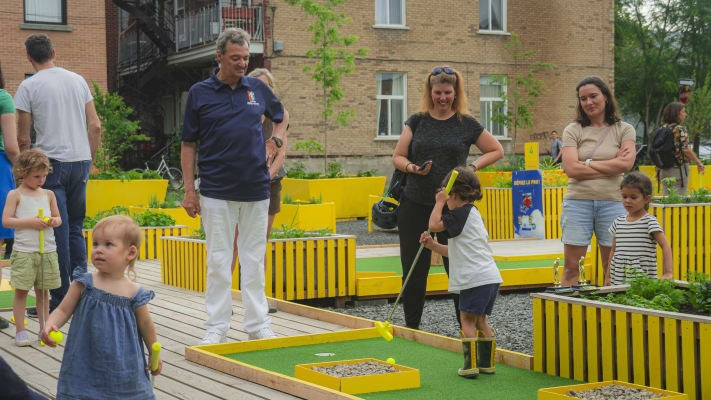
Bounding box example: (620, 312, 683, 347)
(607, 172, 673, 285)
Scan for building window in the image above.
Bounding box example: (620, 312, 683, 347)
(377, 72, 407, 137)
(375, 0, 405, 26)
(480, 76, 507, 137)
(479, 0, 506, 32)
(24, 0, 66, 24)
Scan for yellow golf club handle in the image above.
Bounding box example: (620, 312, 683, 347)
(151, 342, 162, 371)
(39, 208, 44, 254)
(444, 170, 459, 195)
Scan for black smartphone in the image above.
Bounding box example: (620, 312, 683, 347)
(418, 160, 432, 171)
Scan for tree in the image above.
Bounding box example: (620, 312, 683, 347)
(685, 73, 711, 151)
(491, 33, 556, 150)
(92, 83, 150, 171)
(282, 0, 368, 171)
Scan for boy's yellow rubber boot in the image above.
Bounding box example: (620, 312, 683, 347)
(476, 330, 496, 374)
(458, 337, 479, 378)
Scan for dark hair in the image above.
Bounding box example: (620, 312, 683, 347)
(0, 60, 4, 89)
(25, 34, 53, 64)
(620, 172, 653, 210)
(440, 166, 482, 203)
(662, 102, 685, 125)
(574, 76, 621, 127)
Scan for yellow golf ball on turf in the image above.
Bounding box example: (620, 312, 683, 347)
(386, 358, 395, 364)
(49, 330, 63, 344)
(10, 317, 27, 325)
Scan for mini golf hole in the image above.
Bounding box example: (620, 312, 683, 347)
(314, 352, 335, 357)
(311, 360, 398, 377)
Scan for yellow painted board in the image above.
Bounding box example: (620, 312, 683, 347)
(681, 207, 688, 278)
(664, 318, 679, 393)
(558, 302, 571, 379)
(672, 208, 680, 280)
(680, 320, 696, 399)
(296, 241, 305, 300)
(615, 311, 629, 382)
(631, 313, 645, 386)
(337, 240, 346, 297)
(706, 206, 711, 276)
(294, 358, 420, 395)
(585, 306, 599, 383)
(327, 240, 336, 297)
(265, 243, 273, 297)
(571, 304, 584, 382)
(533, 297, 544, 373)
(317, 241, 325, 298)
(600, 308, 613, 382)
(537, 380, 689, 400)
(700, 323, 711, 400)
(545, 300, 557, 375)
(306, 243, 315, 299)
(286, 241, 295, 301)
(347, 238, 356, 296)
(696, 207, 702, 277)
(647, 316, 662, 389)
(275, 242, 284, 300)
(689, 207, 696, 277)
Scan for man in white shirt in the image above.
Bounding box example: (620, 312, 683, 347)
(15, 34, 101, 313)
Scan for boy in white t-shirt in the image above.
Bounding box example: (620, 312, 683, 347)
(420, 166, 503, 379)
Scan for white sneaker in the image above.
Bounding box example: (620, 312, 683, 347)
(248, 327, 277, 340)
(199, 331, 226, 345)
(15, 330, 31, 347)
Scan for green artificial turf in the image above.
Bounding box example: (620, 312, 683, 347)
(225, 337, 577, 399)
(356, 256, 558, 275)
(0, 290, 35, 309)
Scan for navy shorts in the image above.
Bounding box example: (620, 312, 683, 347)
(459, 283, 500, 315)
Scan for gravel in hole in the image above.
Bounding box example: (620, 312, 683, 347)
(312, 361, 398, 378)
(567, 384, 664, 399)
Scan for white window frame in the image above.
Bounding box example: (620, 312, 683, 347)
(373, 0, 407, 29)
(480, 75, 507, 138)
(478, 0, 507, 34)
(376, 72, 407, 138)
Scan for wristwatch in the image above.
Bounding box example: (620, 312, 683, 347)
(269, 136, 283, 148)
(585, 159, 592, 167)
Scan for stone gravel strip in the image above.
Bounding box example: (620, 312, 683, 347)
(325, 292, 535, 355)
(312, 361, 398, 377)
(567, 385, 664, 399)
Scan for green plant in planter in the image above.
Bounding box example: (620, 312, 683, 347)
(655, 177, 683, 204)
(89, 168, 161, 181)
(590, 273, 687, 312)
(306, 194, 323, 204)
(493, 174, 513, 188)
(325, 162, 343, 178)
(83, 206, 175, 229)
(269, 226, 333, 239)
(539, 156, 559, 170)
(478, 154, 525, 172)
(687, 272, 711, 313)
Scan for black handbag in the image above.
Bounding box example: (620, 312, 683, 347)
(386, 113, 422, 201)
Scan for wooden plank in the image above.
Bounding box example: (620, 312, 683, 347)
(680, 320, 696, 399)
(306, 241, 315, 299)
(275, 241, 284, 300)
(681, 207, 688, 278)
(558, 301, 571, 379)
(533, 297, 544, 373)
(347, 238, 356, 296)
(700, 323, 711, 400)
(265, 242, 273, 297)
(545, 299, 557, 375)
(585, 306, 599, 383)
(327, 239, 336, 297)
(696, 206, 703, 277)
(599, 308, 613, 382)
(616, 310, 629, 382)
(671, 207, 679, 280)
(295, 241, 304, 300)
(337, 239, 346, 297)
(664, 318, 679, 392)
(285, 241, 295, 301)
(647, 315, 662, 389)
(317, 240, 325, 298)
(572, 304, 585, 381)
(706, 206, 711, 276)
(631, 313, 645, 385)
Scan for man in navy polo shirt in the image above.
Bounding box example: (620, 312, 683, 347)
(181, 28, 288, 345)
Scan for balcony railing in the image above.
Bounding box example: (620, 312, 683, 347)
(175, 4, 263, 52)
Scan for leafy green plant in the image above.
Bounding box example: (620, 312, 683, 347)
(590, 274, 686, 312)
(306, 194, 323, 204)
(269, 226, 333, 239)
(149, 195, 160, 208)
(325, 162, 343, 178)
(83, 206, 131, 229)
(282, 194, 295, 204)
(83, 206, 175, 229)
(492, 174, 512, 188)
(89, 168, 161, 181)
(539, 156, 559, 170)
(654, 177, 711, 204)
(91, 83, 150, 172)
(687, 272, 711, 313)
(356, 169, 378, 177)
(543, 173, 568, 187)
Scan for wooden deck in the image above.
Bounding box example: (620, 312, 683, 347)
(0, 258, 351, 399)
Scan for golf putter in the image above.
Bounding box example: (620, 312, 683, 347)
(375, 170, 460, 341)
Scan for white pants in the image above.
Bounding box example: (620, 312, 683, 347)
(200, 195, 271, 335)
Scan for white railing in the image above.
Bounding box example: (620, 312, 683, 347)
(175, 4, 263, 51)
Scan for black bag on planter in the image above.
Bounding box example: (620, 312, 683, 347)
(372, 114, 422, 229)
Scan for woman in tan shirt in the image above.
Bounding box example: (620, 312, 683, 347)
(560, 76, 636, 286)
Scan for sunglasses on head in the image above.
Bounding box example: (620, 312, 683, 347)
(431, 67, 455, 76)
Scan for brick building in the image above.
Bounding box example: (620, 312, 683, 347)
(0, 1, 108, 95)
(111, 0, 613, 173)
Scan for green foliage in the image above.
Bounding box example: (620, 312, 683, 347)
(306, 194, 323, 204)
(356, 169, 378, 177)
(703, 158, 711, 166)
(147, 191, 182, 208)
(269, 225, 333, 239)
(83, 206, 175, 229)
(592, 274, 686, 312)
(490, 33, 556, 146)
(149, 195, 160, 208)
(91, 83, 150, 171)
(89, 168, 161, 181)
(539, 156, 559, 170)
(282, 193, 295, 204)
(686, 73, 711, 144)
(282, 0, 368, 172)
(282, 194, 322, 204)
(655, 177, 711, 204)
(492, 174, 512, 188)
(686, 273, 711, 313)
(325, 162, 343, 178)
(479, 154, 526, 172)
(294, 140, 324, 155)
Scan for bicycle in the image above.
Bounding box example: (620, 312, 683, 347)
(140, 137, 184, 190)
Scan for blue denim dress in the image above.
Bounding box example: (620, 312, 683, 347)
(57, 271, 156, 399)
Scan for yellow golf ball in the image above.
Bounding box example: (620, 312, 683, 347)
(49, 330, 63, 344)
(386, 358, 395, 364)
(10, 317, 27, 325)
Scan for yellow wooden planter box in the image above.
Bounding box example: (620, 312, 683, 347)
(538, 380, 688, 399)
(477, 187, 567, 240)
(129, 206, 201, 233)
(273, 202, 336, 232)
(639, 165, 710, 196)
(476, 170, 568, 188)
(86, 179, 168, 216)
(83, 226, 187, 262)
(282, 176, 387, 219)
(160, 234, 356, 301)
(294, 358, 420, 394)
(532, 292, 711, 400)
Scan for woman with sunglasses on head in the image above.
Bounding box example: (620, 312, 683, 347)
(391, 66, 504, 330)
(560, 76, 636, 286)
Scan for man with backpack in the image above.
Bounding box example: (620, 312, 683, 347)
(648, 102, 705, 196)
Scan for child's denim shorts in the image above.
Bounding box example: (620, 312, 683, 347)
(560, 199, 626, 247)
(459, 283, 500, 315)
